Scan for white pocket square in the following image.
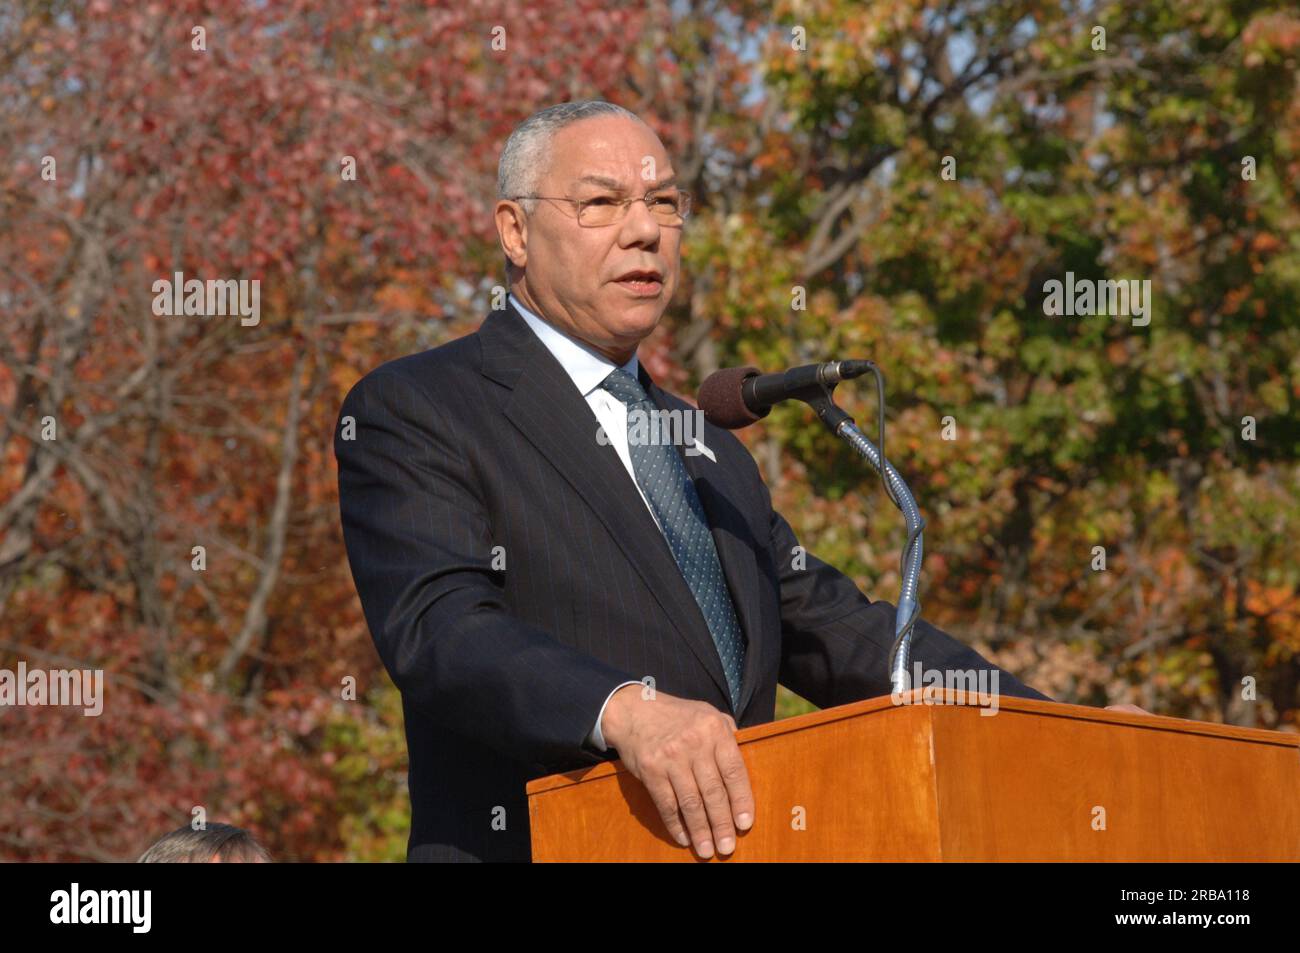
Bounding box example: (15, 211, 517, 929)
(688, 437, 717, 462)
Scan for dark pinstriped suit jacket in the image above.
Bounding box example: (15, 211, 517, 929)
(334, 301, 1050, 862)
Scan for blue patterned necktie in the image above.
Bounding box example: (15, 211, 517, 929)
(600, 367, 745, 710)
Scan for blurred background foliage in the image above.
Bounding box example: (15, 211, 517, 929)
(1, 0, 1296, 860)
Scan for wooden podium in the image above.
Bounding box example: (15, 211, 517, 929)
(527, 691, 1300, 861)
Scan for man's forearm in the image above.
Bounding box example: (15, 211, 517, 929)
(766, 491, 1052, 705)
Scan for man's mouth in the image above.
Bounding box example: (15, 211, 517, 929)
(615, 270, 663, 296)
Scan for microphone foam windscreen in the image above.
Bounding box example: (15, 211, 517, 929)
(697, 366, 766, 430)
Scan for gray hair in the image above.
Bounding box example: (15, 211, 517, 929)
(497, 100, 646, 276)
(498, 100, 646, 212)
(137, 823, 272, 863)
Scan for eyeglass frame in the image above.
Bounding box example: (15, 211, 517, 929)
(507, 187, 692, 227)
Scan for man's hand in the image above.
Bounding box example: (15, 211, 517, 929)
(1105, 703, 1153, 715)
(600, 684, 753, 859)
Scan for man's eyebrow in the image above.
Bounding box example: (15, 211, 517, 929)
(574, 174, 679, 192)
(574, 174, 627, 191)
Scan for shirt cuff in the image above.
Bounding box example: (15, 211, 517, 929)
(588, 680, 643, 752)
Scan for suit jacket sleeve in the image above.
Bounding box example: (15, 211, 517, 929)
(762, 478, 1054, 706)
(335, 368, 638, 772)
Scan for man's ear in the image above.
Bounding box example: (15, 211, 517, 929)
(494, 199, 528, 269)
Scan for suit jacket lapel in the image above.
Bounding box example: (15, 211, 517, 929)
(478, 305, 735, 708)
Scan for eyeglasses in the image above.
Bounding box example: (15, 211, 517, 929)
(510, 188, 692, 227)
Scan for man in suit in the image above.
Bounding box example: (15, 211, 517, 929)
(335, 100, 1070, 863)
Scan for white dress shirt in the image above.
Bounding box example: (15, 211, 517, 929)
(509, 293, 650, 752)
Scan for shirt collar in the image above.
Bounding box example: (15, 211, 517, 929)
(508, 292, 639, 397)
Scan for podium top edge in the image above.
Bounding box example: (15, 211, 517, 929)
(526, 691, 1299, 796)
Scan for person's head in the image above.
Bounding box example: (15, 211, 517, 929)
(495, 100, 687, 365)
(137, 823, 271, 863)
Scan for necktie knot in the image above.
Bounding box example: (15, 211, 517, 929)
(601, 367, 650, 407)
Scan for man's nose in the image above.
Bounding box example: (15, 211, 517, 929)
(619, 197, 662, 244)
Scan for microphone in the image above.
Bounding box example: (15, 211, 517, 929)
(696, 360, 874, 430)
(698, 356, 926, 695)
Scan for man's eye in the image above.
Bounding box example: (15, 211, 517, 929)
(587, 197, 616, 206)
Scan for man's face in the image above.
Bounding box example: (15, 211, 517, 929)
(495, 115, 682, 364)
